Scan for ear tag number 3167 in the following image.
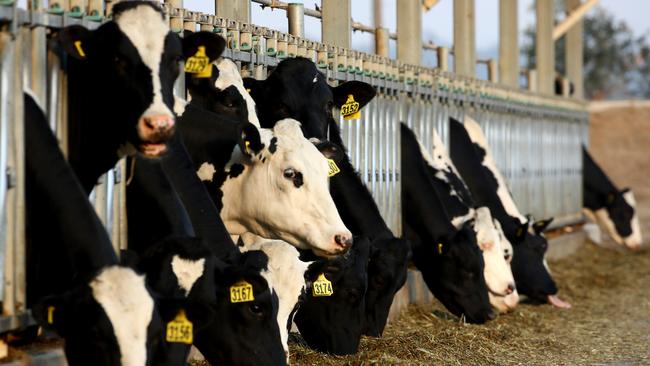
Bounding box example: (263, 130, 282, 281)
(166, 309, 193, 344)
(313, 273, 333, 297)
(230, 280, 255, 303)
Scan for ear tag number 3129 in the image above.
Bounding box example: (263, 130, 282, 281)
(340, 94, 361, 120)
(313, 273, 333, 297)
(184, 46, 212, 78)
(230, 280, 255, 303)
(166, 309, 193, 344)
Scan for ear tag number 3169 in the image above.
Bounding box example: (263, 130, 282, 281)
(230, 280, 255, 303)
(166, 309, 193, 344)
(340, 94, 361, 120)
(184, 46, 212, 78)
(313, 273, 333, 297)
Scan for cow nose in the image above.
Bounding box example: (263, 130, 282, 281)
(487, 309, 497, 321)
(140, 114, 175, 138)
(506, 284, 516, 295)
(334, 234, 353, 251)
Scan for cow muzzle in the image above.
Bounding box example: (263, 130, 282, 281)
(334, 233, 353, 253)
(137, 114, 175, 157)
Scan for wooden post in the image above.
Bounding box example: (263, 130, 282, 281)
(535, 0, 554, 95)
(397, 0, 422, 65)
(287, 3, 305, 38)
(453, 0, 475, 77)
(322, 0, 351, 48)
(528, 69, 538, 91)
(437, 46, 449, 71)
(565, 0, 584, 98)
(215, 0, 250, 23)
(499, 0, 518, 87)
(488, 59, 498, 83)
(375, 28, 389, 57)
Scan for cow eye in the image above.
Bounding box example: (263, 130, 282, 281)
(504, 253, 512, 263)
(248, 303, 264, 317)
(283, 168, 296, 179)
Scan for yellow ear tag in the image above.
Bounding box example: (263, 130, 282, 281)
(246, 88, 252, 93)
(244, 140, 252, 155)
(437, 243, 443, 255)
(516, 227, 524, 237)
(313, 273, 333, 297)
(166, 309, 193, 344)
(327, 159, 340, 177)
(230, 280, 255, 303)
(340, 94, 361, 120)
(47, 306, 55, 324)
(74, 40, 86, 58)
(184, 46, 212, 78)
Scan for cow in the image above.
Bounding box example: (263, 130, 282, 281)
(25, 93, 168, 366)
(400, 123, 494, 323)
(404, 123, 519, 313)
(294, 237, 371, 355)
(449, 117, 571, 308)
(583, 146, 642, 250)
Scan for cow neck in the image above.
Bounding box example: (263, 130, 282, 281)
(448, 119, 522, 239)
(583, 147, 618, 209)
(400, 123, 457, 241)
(25, 94, 118, 280)
(329, 152, 394, 240)
(161, 134, 241, 260)
(66, 58, 126, 194)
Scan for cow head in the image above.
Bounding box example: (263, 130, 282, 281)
(294, 237, 371, 355)
(218, 119, 353, 257)
(59, 1, 182, 158)
(472, 207, 519, 313)
(33, 266, 164, 366)
(194, 250, 286, 366)
(243, 57, 375, 140)
(595, 188, 643, 250)
(363, 237, 411, 337)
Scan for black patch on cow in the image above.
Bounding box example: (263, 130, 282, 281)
(268, 137, 278, 154)
(293, 172, 304, 188)
(228, 164, 245, 179)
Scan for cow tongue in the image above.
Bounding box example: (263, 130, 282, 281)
(547, 294, 571, 309)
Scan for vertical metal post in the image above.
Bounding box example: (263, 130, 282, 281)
(528, 69, 537, 92)
(453, 0, 476, 77)
(215, 0, 251, 23)
(322, 0, 351, 48)
(287, 3, 304, 38)
(29, 0, 47, 104)
(499, 0, 518, 87)
(397, 0, 421, 65)
(375, 28, 389, 57)
(437, 46, 448, 71)
(535, 0, 554, 95)
(488, 59, 498, 82)
(565, 0, 584, 98)
(166, 0, 184, 33)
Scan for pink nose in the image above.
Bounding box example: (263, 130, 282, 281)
(505, 284, 516, 295)
(334, 234, 353, 252)
(139, 114, 175, 140)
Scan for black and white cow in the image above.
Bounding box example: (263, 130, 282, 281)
(583, 146, 642, 250)
(449, 117, 571, 308)
(59, 1, 181, 193)
(404, 124, 519, 313)
(294, 237, 371, 355)
(401, 123, 494, 323)
(25, 93, 168, 366)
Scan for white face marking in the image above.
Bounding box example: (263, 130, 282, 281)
(115, 5, 173, 121)
(214, 58, 260, 127)
(90, 266, 154, 366)
(622, 190, 643, 248)
(312, 74, 318, 83)
(173, 96, 187, 116)
(219, 119, 351, 255)
(171, 255, 206, 296)
(197, 162, 216, 182)
(463, 117, 527, 224)
(239, 237, 310, 362)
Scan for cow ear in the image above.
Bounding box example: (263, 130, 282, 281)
(59, 25, 92, 60)
(32, 295, 68, 335)
(243, 77, 265, 101)
(607, 192, 617, 205)
(314, 140, 344, 162)
(331, 81, 376, 109)
(238, 123, 263, 157)
(515, 221, 528, 242)
(621, 187, 631, 194)
(182, 31, 226, 62)
(533, 217, 554, 235)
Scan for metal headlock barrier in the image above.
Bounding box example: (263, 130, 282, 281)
(0, 1, 588, 334)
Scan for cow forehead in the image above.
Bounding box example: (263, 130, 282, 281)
(263, 119, 329, 173)
(90, 266, 154, 366)
(214, 58, 260, 126)
(114, 5, 169, 71)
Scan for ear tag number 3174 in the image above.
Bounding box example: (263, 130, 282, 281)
(313, 273, 333, 297)
(184, 46, 212, 78)
(230, 280, 255, 303)
(166, 309, 193, 344)
(340, 94, 361, 120)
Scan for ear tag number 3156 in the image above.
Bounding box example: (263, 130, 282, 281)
(313, 273, 333, 297)
(230, 280, 255, 303)
(185, 46, 212, 78)
(166, 309, 193, 344)
(340, 94, 361, 120)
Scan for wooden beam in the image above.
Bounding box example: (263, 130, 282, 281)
(215, 0, 251, 23)
(499, 0, 518, 87)
(535, 0, 554, 95)
(322, 0, 351, 48)
(553, 0, 599, 41)
(453, 0, 475, 77)
(397, 0, 422, 65)
(422, 0, 440, 12)
(565, 0, 584, 98)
